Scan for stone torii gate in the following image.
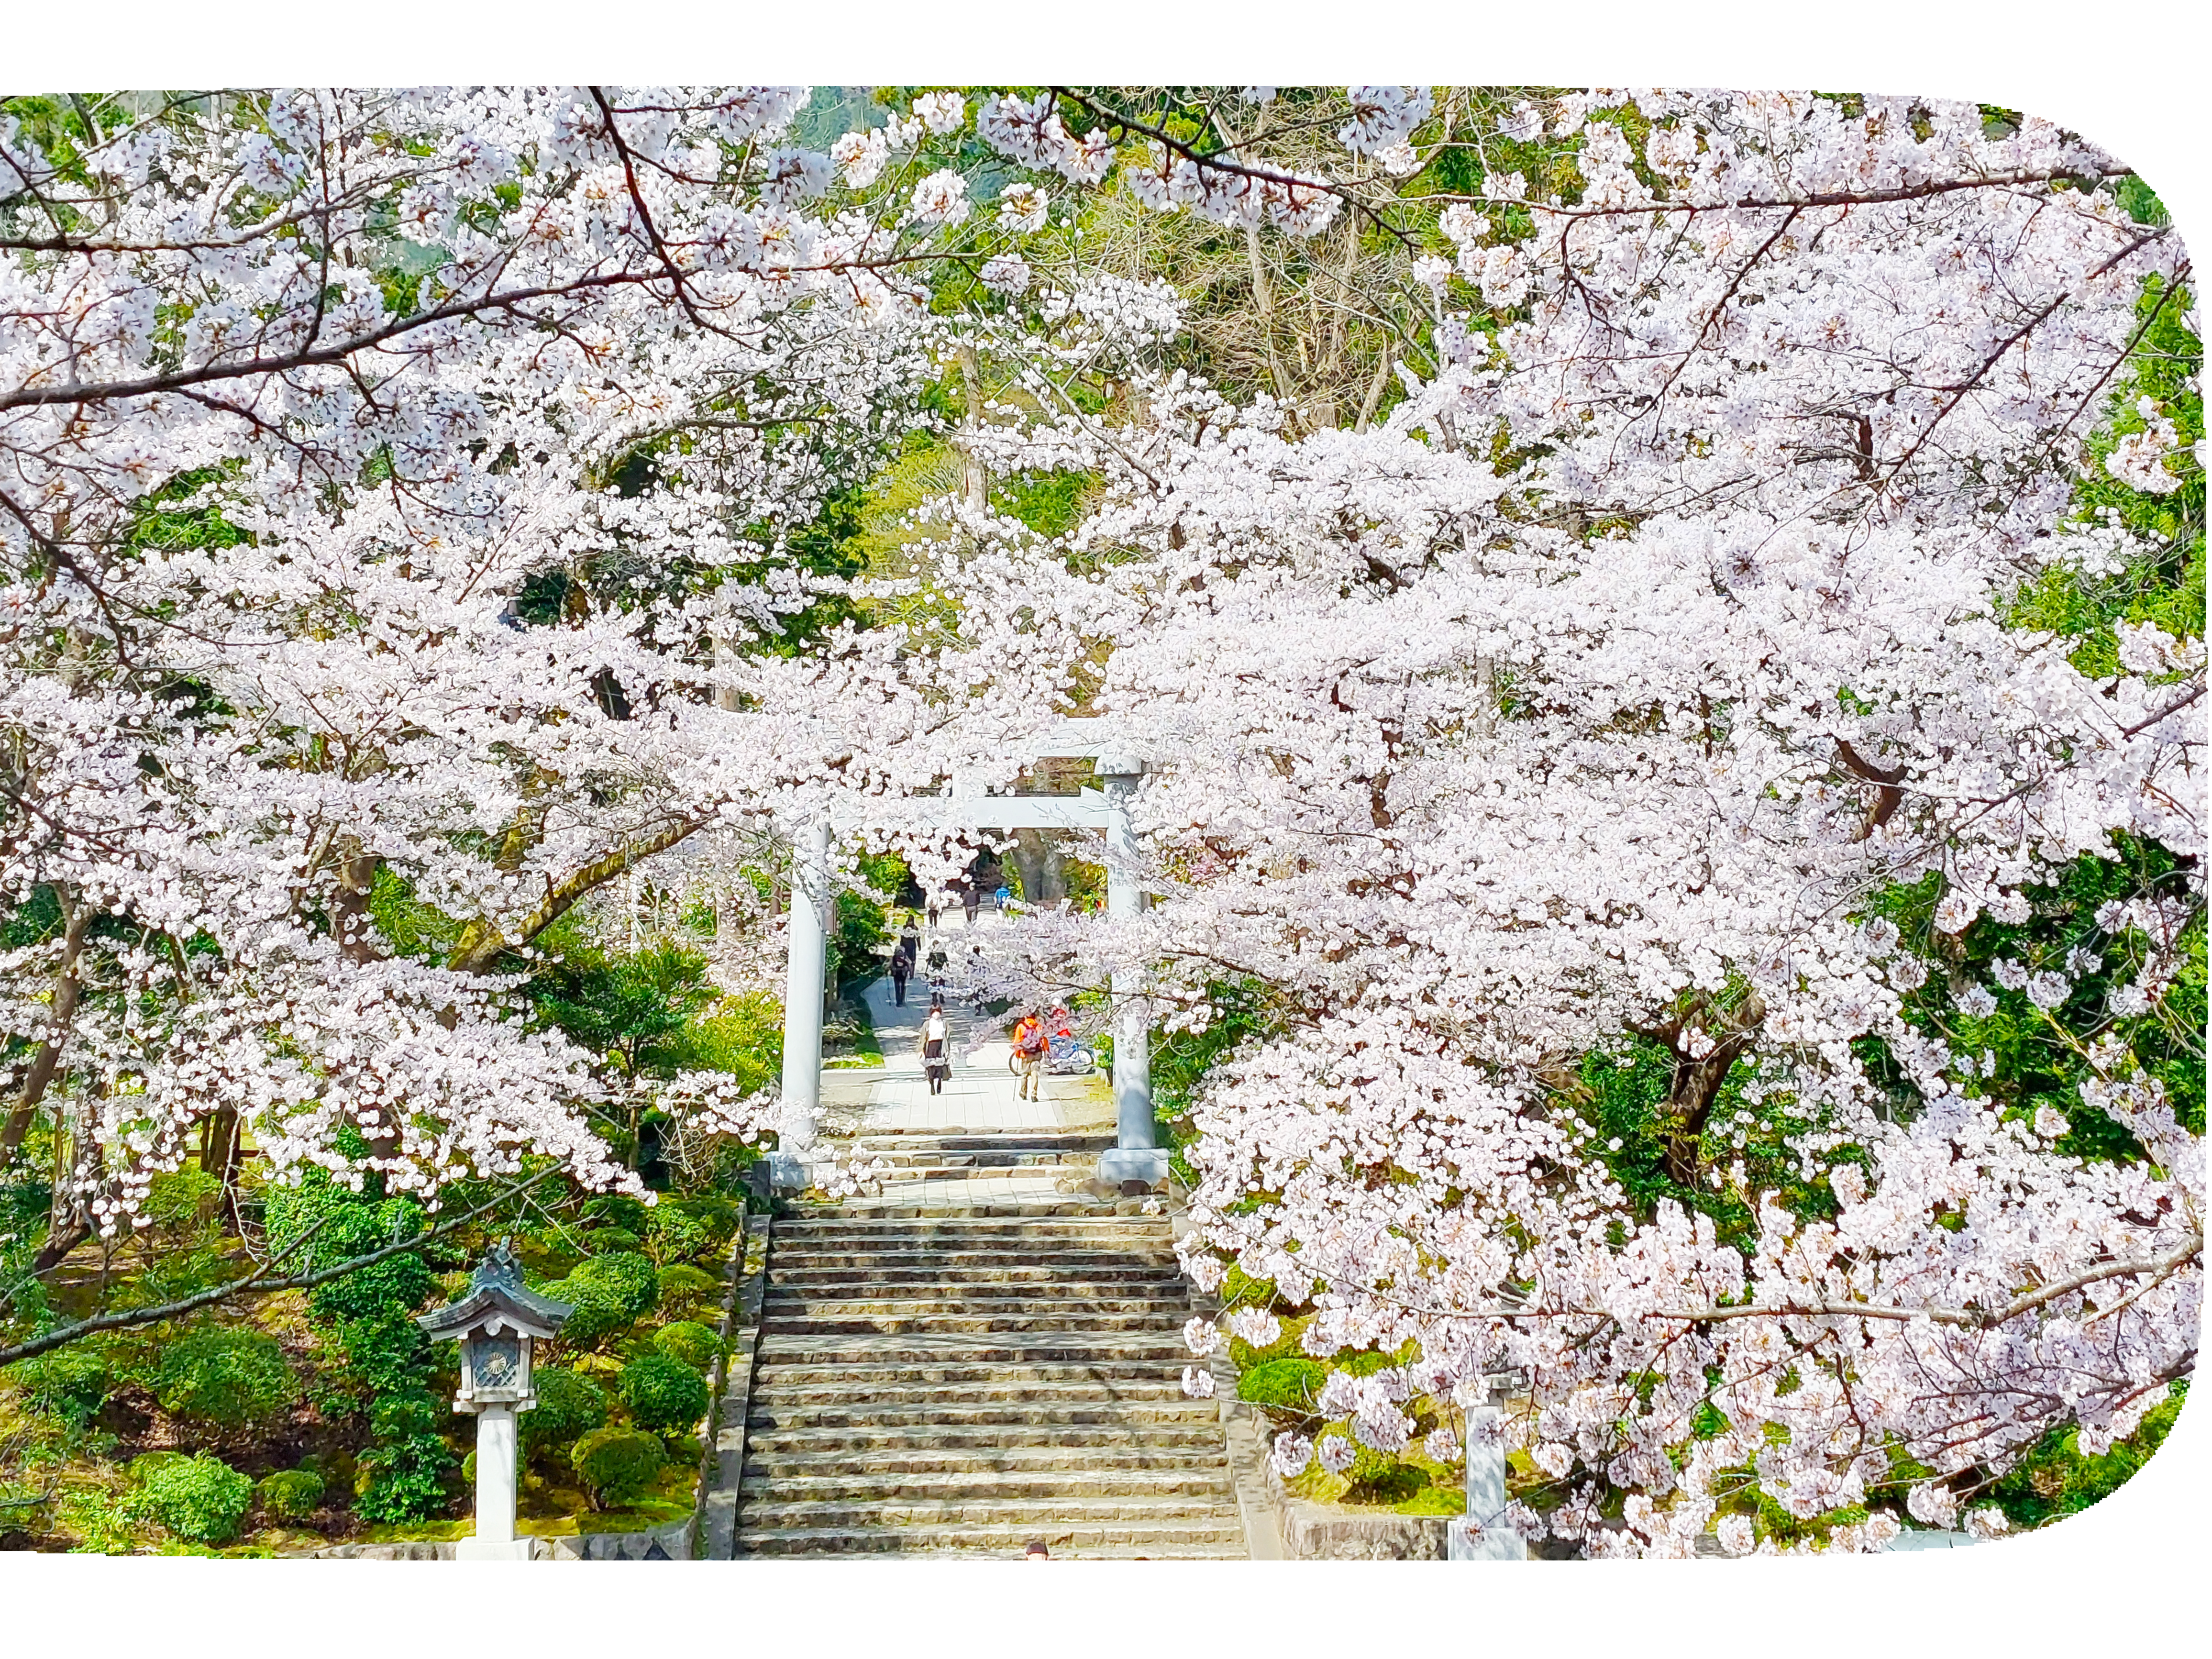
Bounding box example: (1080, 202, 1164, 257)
(774, 720, 1167, 1190)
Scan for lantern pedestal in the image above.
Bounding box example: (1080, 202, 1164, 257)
(453, 1402, 531, 1560)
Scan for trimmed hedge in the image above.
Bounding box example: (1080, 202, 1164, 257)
(570, 1427, 666, 1509)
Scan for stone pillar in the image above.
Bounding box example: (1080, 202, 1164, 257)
(1449, 1378, 1526, 1560)
(774, 818, 830, 1188)
(1096, 758, 1165, 1187)
(454, 1404, 529, 1560)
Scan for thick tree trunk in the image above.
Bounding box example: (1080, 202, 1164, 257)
(2, 889, 92, 1159)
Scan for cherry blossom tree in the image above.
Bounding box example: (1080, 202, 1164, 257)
(944, 87, 2203, 1551)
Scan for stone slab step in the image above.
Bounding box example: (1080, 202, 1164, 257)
(752, 1406, 1221, 1433)
(767, 1292, 1190, 1316)
(770, 1274, 1194, 1300)
(738, 1496, 1238, 1529)
(746, 1425, 1228, 1454)
(739, 1469, 1233, 1503)
(759, 1340, 1190, 1366)
(745, 1447, 1228, 1478)
(752, 1360, 1189, 1387)
(765, 1313, 1184, 1336)
(752, 1379, 1190, 1406)
(733, 1522, 1246, 1556)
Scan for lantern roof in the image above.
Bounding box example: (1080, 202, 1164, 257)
(417, 1239, 573, 1341)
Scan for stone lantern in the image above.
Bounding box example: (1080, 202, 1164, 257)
(417, 1240, 572, 1560)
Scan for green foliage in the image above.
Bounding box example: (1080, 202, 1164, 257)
(254, 1467, 327, 1521)
(656, 1263, 723, 1316)
(531, 940, 719, 1081)
(264, 1172, 435, 1327)
(128, 1452, 253, 1544)
(144, 1327, 296, 1430)
(523, 1366, 608, 1456)
(549, 1250, 661, 1349)
(570, 1426, 667, 1510)
(990, 469, 1096, 537)
(353, 1386, 457, 1524)
(618, 1350, 710, 1434)
(644, 1195, 738, 1265)
(582, 1194, 651, 1235)
(365, 866, 463, 962)
(7, 1345, 109, 1427)
(651, 1320, 727, 1371)
(1993, 1383, 2188, 1529)
(665, 991, 783, 1091)
(140, 1167, 220, 1232)
(826, 889, 890, 991)
(1239, 1358, 1327, 1413)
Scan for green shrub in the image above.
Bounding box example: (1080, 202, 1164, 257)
(7, 1346, 109, 1427)
(570, 1427, 666, 1510)
(656, 1263, 722, 1315)
(146, 1327, 296, 1429)
(581, 1194, 651, 1235)
(129, 1453, 253, 1544)
(645, 1196, 738, 1264)
(1239, 1359, 1327, 1412)
(618, 1351, 710, 1434)
(254, 1467, 327, 1521)
(586, 1228, 644, 1255)
(652, 1320, 726, 1371)
(524, 1366, 608, 1456)
(354, 1391, 457, 1523)
(142, 1167, 221, 1231)
(548, 1251, 660, 1348)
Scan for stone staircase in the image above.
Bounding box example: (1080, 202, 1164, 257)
(731, 1202, 1249, 1558)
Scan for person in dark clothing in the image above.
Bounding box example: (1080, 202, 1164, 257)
(925, 938, 949, 995)
(889, 951, 910, 1006)
(962, 883, 981, 926)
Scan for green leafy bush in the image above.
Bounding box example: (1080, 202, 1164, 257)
(652, 1320, 726, 1371)
(570, 1426, 666, 1510)
(646, 1196, 738, 1264)
(7, 1345, 109, 1426)
(549, 1251, 661, 1348)
(255, 1467, 327, 1521)
(145, 1327, 296, 1429)
(142, 1167, 220, 1231)
(582, 1194, 651, 1234)
(1239, 1359, 1326, 1412)
(586, 1228, 644, 1255)
(524, 1366, 608, 1457)
(129, 1452, 253, 1544)
(618, 1351, 709, 1434)
(353, 1392, 457, 1524)
(656, 1263, 722, 1315)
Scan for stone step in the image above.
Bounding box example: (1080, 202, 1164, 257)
(759, 1340, 1190, 1367)
(744, 1446, 1226, 1478)
(847, 1134, 1115, 1150)
(774, 1274, 1194, 1300)
(765, 1312, 1184, 1337)
(768, 1249, 1177, 1270)
(777, 1212, 1167, 1232)
(737, 1495, 1238, 1530)
(739, 1470, 1232, 1504)
(773, 1226, 1171, 1247)
(752, 1359, 1189, 1387)
(766, 1291, 1191, 1317)
(745, 1424, 1228, 1454)
(733, 1521, 1247, 1557)
(752, 1377, 1190, 1405)
(750, 1401, 1219, 1432)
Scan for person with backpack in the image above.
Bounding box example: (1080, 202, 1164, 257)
(1010, 1009, 1049, 1102)
(889, 946, 911, 1007)
(925, 937, 949, 996)
(920, 1001, 951, 1095)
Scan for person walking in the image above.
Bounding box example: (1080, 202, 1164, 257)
(889, 947, 910, 1007)
(994, 881, 1010, 912)
(921, 1002, 951, 1096)
(926, 891, 942, 930)
(897, 914, 920, 967)
(967, 942, 989, 1014)
(962, 882, 981, 927)
(1010, 1009, 1049, 1102)
(925, 937, 949, 996)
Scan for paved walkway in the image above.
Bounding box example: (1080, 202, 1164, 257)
(818, 910, 1111, 1205)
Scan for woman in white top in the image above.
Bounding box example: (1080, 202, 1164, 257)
(920, 1005, 951, 1095)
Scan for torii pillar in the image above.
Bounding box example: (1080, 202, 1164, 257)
(1095, 752, 1167, 1187)
(770, 817, 830, 1190)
